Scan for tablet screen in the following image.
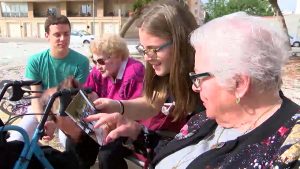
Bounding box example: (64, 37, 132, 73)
(65, 90, 104, 145)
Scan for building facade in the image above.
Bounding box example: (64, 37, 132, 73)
(0, 0, 134, 38)
(0, 0, 204, 38)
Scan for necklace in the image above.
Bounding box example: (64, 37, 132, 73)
(210, 127, 226, 149)
(171, 132, 216, 169)
(242, 101, 281, 134)
(210, 101, 281, 149)
(171, 148, 197, 169)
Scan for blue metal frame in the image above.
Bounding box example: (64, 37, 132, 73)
(0, 80, 54, 169)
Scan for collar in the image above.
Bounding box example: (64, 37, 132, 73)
(49, 48, 70, 59)
(113, 57, 128, 83)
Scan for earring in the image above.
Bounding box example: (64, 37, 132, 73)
(235, 97, 240, 104)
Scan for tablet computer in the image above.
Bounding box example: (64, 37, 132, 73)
(65, 90, 104, 145)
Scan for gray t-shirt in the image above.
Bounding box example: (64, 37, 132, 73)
(156, 125, 243, 169)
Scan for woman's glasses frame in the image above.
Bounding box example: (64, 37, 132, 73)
(136, 40, 172, 59)
(189, 72, 212, 88)
(92, 56, 111, 65)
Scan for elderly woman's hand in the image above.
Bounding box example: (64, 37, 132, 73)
(55, 115, 82, 142)
(93, 98, 122, 113)
(84, 113, 142, 144)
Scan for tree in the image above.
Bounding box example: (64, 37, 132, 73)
(204, 0, 274, 21)
(204, 0, 290, 49)
(119, 0, 189, 37)
(268, 0, 290, 48)
(119, 0, 153, 37)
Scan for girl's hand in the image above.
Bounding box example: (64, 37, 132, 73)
(84, 113, 142, 144)
(93, 98, 121, 113)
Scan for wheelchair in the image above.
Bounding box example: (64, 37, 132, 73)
(0, 80, 90, 169)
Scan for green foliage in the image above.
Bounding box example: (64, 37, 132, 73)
(132, 0, 154, 12)
(132, 0, 189, 13)
(205, 0, 274, 21)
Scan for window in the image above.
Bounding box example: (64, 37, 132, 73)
(1, 2, 28, 17)
(81, 4, 91, 16)
(47, 7, 57, 16)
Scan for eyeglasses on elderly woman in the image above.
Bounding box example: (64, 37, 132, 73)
(189, 72, 212, 88)
(92, 56, 111, 65)
(136, 40, 172, 59)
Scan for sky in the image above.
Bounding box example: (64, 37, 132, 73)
(278, 0, 297, 12)
(201, 0, 297, 13)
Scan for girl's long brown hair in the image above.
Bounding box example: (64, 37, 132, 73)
(136, 0, 202, 121)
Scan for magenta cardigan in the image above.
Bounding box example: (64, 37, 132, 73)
(84, 57, 144, 100)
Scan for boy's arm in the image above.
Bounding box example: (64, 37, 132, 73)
(30, 84, 43, 120)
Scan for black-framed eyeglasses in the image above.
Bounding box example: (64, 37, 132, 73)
(92, 56, 111, 65)
(136, 40, 172, 59)
(189, 72, 212, 88)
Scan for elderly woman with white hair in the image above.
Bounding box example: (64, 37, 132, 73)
(85, 12, 300, 168)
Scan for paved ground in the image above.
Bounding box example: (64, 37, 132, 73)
(281, 57, 300, 104)
(0, 39, 141, 80)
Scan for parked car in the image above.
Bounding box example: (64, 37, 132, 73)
(70, 30, 95, 44)
(290, 35, 300, 47)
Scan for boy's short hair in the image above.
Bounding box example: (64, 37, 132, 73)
(44, 15, 71, 33)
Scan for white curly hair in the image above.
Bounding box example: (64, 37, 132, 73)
(190, 12, 290, 93)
